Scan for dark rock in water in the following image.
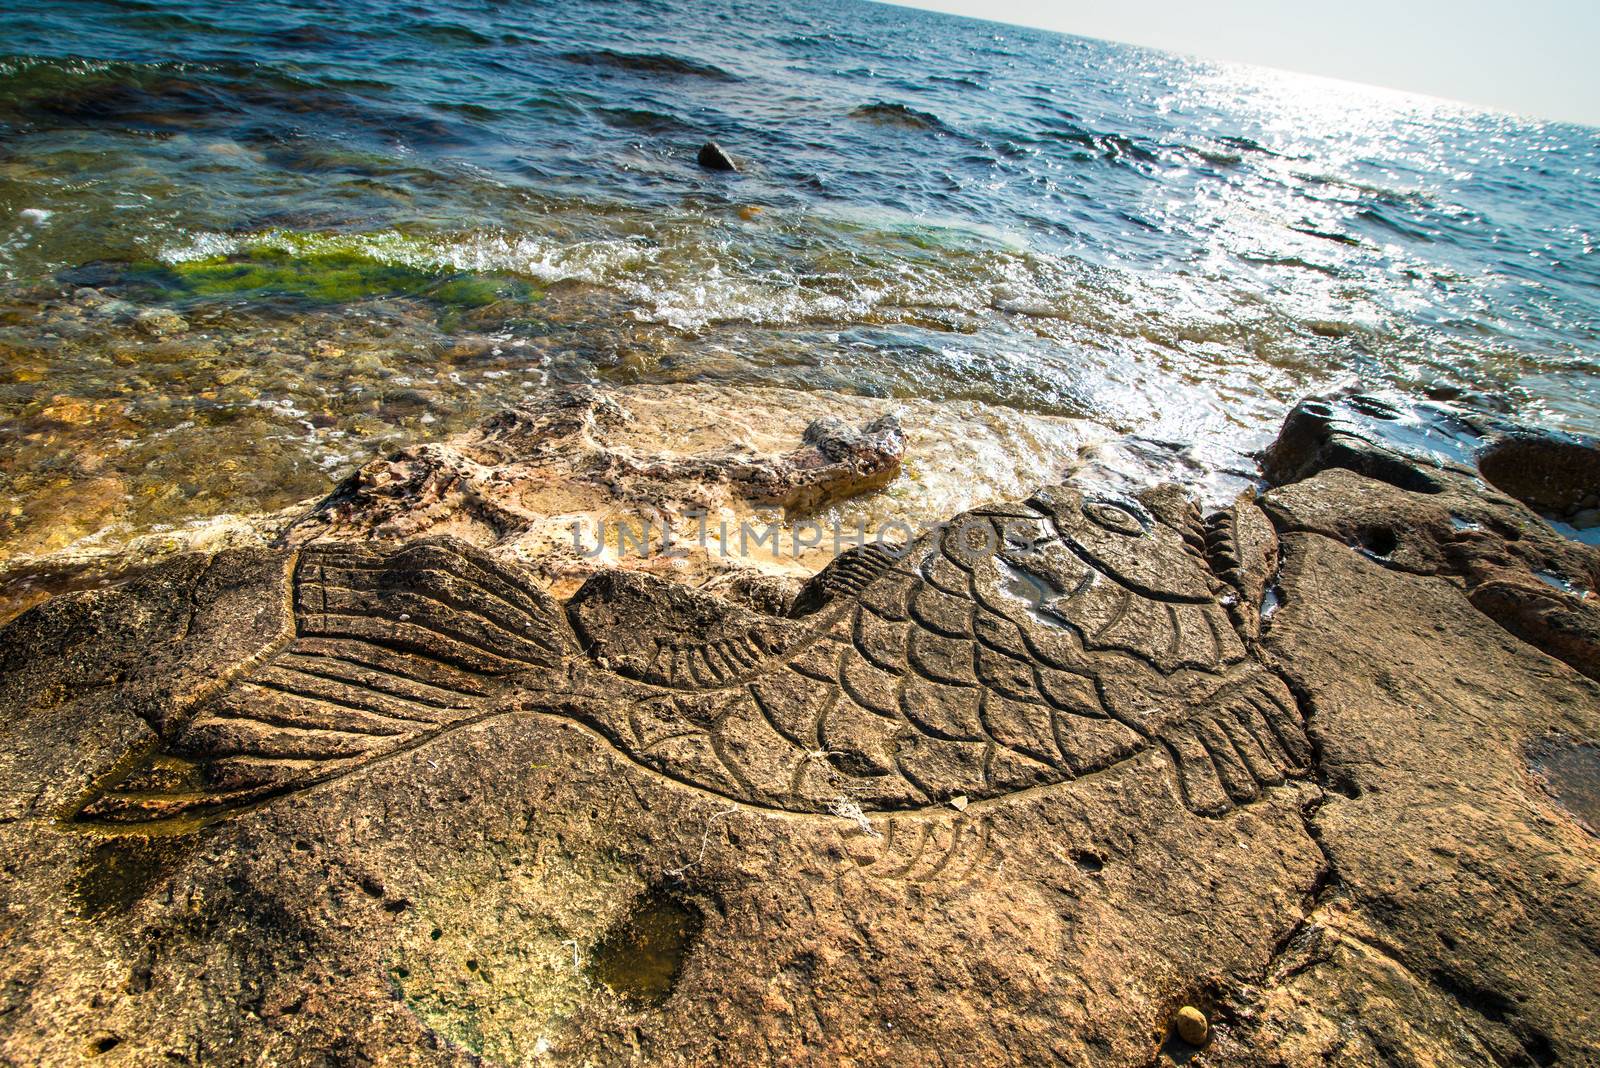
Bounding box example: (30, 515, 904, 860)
(848, 101, 947, 131)
(1477, 434, 1600, 516)
(1259, 390, 1484, 491)
(696, 140, 737, 172)
(1260, 387, 1600, 681)
(1, 391, 1598, 1065)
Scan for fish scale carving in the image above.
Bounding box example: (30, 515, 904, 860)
(70, 485, 1311, 832)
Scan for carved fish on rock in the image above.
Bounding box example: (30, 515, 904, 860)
(69, 485, 1309, 837)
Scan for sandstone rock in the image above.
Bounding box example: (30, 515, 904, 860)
(1226, 388, 1600, 1066)
(1259, 389, 1600, 682)
(1229, 524, 1600, 1066)
(0, 390, 1596, 1066)
(289, 384, 1103, 597)
(0, 479, 1321, 1065)
(0, 384, 1107, 628)
(299, 386, 903, 573)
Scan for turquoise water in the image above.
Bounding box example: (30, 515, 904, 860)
(1, 0, 1596, 558)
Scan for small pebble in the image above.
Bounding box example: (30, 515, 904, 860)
(1173, 1005, 1208, 1045)
(134, 308, 188, 338)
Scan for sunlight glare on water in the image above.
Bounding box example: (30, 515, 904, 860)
(0, 0, 1595, 566)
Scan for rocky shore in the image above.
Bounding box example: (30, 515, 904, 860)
(0, 388, 1596, 1066)
(0, 384, 1118, 627)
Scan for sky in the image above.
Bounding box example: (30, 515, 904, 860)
(880, 0, 1600, 128)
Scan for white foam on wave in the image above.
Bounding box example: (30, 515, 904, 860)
(156, 223, 1078, 332)
(149, 215, 1365, 374)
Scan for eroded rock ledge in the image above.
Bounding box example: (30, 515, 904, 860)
(0, 390, 1595, 1067)
(308, 387, 906, 541)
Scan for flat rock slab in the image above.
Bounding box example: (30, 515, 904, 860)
(0, 389, 1596, 1066)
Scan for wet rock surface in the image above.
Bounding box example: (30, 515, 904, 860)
(695, 141, 737, 172)
(0, 390, 1596, 1066)
(282, 383, 1103, 599)
(0, 383, 1105, 623)
(307, 387, 905, 547)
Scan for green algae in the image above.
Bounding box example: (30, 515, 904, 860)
(123, 246, 541, 310)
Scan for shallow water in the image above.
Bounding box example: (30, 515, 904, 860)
(585, 891, 702, 1006)
(1, 0, 1596, 564)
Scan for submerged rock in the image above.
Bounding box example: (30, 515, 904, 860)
(0, 391, 1596, 1065)
(300, 386, 903, 569)
(0, 383, 1106, 623)
(288, 384, 1098, 597)
(96, 246, 543, 310)
(132, 307, 187, 337)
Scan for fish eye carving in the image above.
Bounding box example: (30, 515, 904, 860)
(1082, 500, 1146, 537)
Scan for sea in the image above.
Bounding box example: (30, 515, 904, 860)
(2, 0, 1597, 567)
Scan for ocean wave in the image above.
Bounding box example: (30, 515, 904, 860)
(559, 49, 739, 81)
(595, 106, 694, 133)
(401, 21, 496, 47)
(930, 74, 986, 91)
(0, 52, 470, 149)
(148, 222, 1236, 349)
(1046, 125, 1160, 164)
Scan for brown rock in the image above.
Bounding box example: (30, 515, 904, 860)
(1173, 1005, 1208, 1045)
(1259, 389, 1600, 681)
(133, 307, 188, 338)
(1230, 524, 1600, 1066)
(1228, 388, 1600, 1066)
(1, 390, 1596, 1066)
(0, 481, 1321, 1065)
(291, 385, 1038, 596)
